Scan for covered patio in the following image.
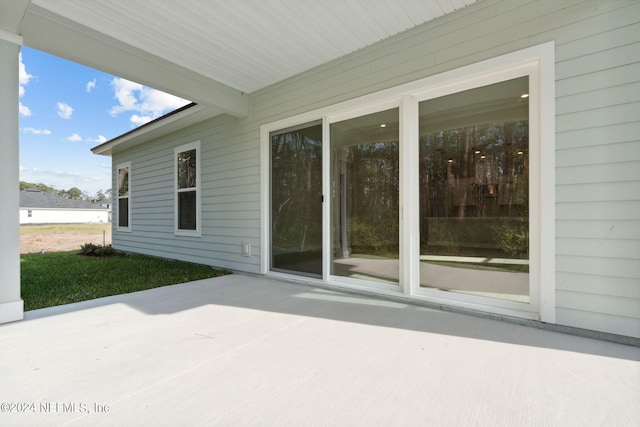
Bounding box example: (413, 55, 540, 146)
(2, 275, 638, 426)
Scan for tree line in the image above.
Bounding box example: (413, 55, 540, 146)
(20, 181, 111, 203)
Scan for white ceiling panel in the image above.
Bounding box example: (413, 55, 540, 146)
(28, 0, 478, 94)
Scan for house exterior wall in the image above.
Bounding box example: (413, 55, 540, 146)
(19, 208, 109, 224)
(111, 115, 261, 272)
(111, 0, 640, 338)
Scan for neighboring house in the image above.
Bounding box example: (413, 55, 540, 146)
(98, 199, 112, 210)
(98, 198, 112, 222)
(1, 0, 638, 341)
(19, 189, 109, 225)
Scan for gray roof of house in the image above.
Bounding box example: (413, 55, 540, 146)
(20, 189, 108, 210)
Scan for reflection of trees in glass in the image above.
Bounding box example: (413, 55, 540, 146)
(271, 126, 322, 253)
(177, 149, 197, 189)
(420, 121, 528, 219)
(117, 167, 129, 197)
(344, 142, 399, 254)
(419, 121, 529, 258)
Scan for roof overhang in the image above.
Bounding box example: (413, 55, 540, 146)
(91, 103, 219, 156)
(4, 1, 480, 120)
(19, 4, 249, 117)
(3, 1, 481, 156)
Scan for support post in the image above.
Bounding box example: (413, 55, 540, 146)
(0, 32, 24, 323)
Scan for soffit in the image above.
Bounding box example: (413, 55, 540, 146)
(27, 0, 478, 94)
(0, 0, 30, 34)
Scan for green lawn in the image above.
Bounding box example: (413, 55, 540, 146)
(20, 223, 111, 235)
(21, 250, 230, 311)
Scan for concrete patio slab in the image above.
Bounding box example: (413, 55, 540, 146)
(1, 274, 638, 426)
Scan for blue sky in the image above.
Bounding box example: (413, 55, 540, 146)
(18, 46, 190, 197)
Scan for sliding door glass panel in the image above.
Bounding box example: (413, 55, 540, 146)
(270, 123, 323, 277)
(419, 77, 530, 302)
(331, 108, 400, 285)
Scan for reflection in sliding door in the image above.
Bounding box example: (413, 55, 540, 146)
(419, 77, 530, 302)
(330, 108, 400, 285)
(270, 122, 323, 277)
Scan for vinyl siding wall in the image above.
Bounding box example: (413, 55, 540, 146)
(112, 115, 262, 272)
(112, 0, 640, 338)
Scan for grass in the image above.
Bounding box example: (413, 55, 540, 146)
(21, 250, 230, 311)
(20, 223, 111, 235)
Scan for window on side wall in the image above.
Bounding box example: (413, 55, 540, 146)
(175, 141, 201, 236)
(117, 162, 131, 231)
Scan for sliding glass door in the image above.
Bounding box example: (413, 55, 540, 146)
(418, 77, 530, 302)
(263, 45, 553, 320)
(330, 108, 400, 285)
(268, 78, 532, 303)
(270, 122, 323, 277)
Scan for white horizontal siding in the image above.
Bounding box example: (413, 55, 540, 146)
(556, 182, 640, 203)
(557, 272, 640, 299)
(556, 62, 640, 98)
(557, 291, 640, 320)
(552, 0, 640, 337)
(557, 140, 640, 166)
(556, 220, 640, 240)
(557, 238, 640, 260)
(556, 307, 640, 339)
(112, 115, 261, 273)
(557, 103, 639, 133)
(558, 255, 639, 282)
(112, 0, 640, 337)
(557, 82, 640, 115)
(556, 201, 640, 220)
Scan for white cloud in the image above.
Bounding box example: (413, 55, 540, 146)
(19, 53, 33, 117)
(86, 78, 97, 93)
(19, 103, 32, 117)
(130, 114, 154, 126)
(67, 133, 82, 142)
(110, 78, 144, 115)
(87, 135, 107, 143)
(22, 127, 52, 135)
(57, 102, 74, 119)
(19, 53, 32, 86)
(110, 77, 189, 126)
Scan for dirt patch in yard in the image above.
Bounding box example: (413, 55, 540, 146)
(20, 224, 112, 254)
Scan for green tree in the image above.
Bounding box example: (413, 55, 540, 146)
(19, 181, 57, 193)
(93, 189, 109, 202)
(58, 187, 84, 200)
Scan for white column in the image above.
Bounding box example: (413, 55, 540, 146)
(399, 95, 419, 295)
(0, 31, 24, 323)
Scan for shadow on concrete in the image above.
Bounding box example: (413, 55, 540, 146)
(25, 273, 640, 361)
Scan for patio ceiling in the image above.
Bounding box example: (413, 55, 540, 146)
(3, 0, 478, 117)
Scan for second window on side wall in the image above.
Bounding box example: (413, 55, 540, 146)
(175, 141, 201, 235)
(117, 162, 131, 231)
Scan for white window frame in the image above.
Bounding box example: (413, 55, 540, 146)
(174, 141, 202, 237)
(260, 42, 555, 323)
(116, 161, 131, 232)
